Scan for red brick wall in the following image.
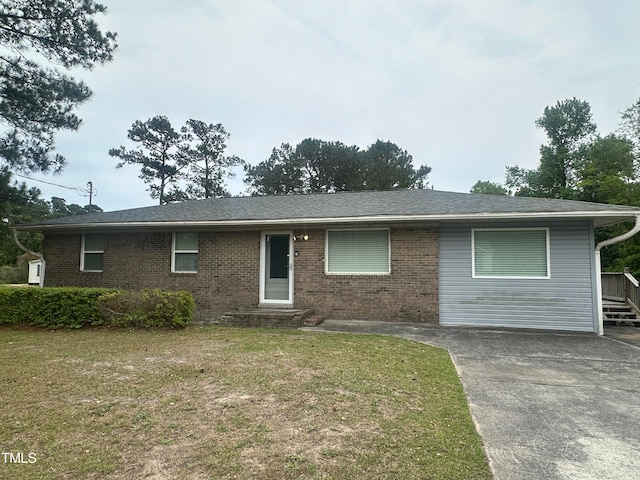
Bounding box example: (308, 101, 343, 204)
(292, 227, 438, 323)
(43, 231, 261, 319)
(43, 225, 439, 323)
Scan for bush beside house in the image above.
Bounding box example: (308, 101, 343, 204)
(99, 289, 194, 329)
(0, 254, 33, 284)
(0, 287, 194, 329)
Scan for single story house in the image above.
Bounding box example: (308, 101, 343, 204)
(15, 189, 640, 334)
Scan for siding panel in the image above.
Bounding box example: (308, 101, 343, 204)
(439, 220, 596, 332)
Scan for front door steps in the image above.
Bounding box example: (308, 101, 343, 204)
(214, 308, 326, 328)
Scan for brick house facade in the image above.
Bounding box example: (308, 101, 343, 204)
(43, 224, 439, 323)
(21, 189, 640, 333)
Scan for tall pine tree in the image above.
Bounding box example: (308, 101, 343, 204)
(0, 0, 117, 173)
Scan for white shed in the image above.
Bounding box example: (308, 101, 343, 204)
(28, 259, 42, 285)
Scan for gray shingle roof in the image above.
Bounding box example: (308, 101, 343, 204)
(16, 189, 640, 231)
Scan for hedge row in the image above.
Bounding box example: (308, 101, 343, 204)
(0, 287, 194, 329)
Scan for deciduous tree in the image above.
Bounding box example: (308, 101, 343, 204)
(0, 169, 47, 265)
(470, 180, 507, 195)
(532, 98, 597, 199)
(619, 97, 640, 158)
(499, 98, 598, 199)
(575, 134, 636, 204)
(49, 197, 102, 217)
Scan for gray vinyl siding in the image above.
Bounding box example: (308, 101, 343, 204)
(439, 220, 597, 332)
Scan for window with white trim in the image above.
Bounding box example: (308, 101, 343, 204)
(172, 233, 198, 273)
(326, 229, 390, 274)
(81, 234, 105, 272)
(472, 228, 550, 278)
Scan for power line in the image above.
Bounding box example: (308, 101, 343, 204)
(11, 172, 96, 198)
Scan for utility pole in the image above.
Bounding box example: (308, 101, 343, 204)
(87, 181, 94, 214)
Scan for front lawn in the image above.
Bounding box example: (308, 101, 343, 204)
(0, 326, 491, 479)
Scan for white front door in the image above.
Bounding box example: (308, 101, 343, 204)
(260, 232, 293, 305)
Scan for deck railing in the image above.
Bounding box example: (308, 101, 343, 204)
(601, 268, 640, 313)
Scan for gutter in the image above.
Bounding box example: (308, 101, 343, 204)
(11, 228, 45, 288)
(594, 214, 640, 335)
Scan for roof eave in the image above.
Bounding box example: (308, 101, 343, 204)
(13, 210, 638, 232)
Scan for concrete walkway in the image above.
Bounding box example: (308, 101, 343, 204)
(304, 321, 640, 480)
(606, 325, 640, 348)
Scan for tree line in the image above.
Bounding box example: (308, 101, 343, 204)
(471, 97, 640, 204)
(110, 115, 431, 204)
(245, 138, 430, 195)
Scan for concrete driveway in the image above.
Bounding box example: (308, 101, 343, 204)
(304, 321, 640, 480)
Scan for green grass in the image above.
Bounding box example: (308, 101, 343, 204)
(0, 326, 491, 479)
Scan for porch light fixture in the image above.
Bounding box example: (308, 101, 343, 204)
(293, 233, 309, 241)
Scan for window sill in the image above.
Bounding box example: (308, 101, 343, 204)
(472, 275, 550, 280)
(325, 272, 391, 278)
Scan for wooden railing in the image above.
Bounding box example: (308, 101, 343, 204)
(602, 268, 640, 313)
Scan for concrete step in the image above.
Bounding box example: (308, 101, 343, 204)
(303, 313, 326, 327)
(216, 308, 316, 328)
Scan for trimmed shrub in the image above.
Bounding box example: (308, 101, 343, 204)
(0, 287, 35, 324)
(0, 287, 112, 328)
(0, 287, 194, 329)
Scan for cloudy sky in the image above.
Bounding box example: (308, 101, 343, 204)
(25, 0, 640, 212)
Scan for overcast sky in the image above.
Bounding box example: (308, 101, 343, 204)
(25, 0, 640, 212)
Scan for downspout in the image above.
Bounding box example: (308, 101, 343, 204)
(594, 214, 640, 336)
(11, 228, 45, 288)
